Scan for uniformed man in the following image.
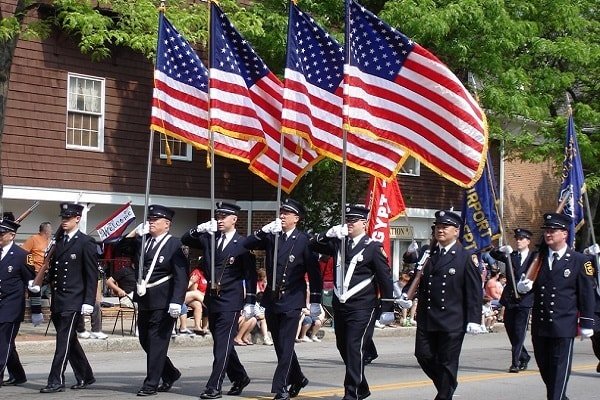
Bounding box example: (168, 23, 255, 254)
(243, 198, 322, 400)
(310, 205, 394, 400)
(583, 244, 600, 374)
(490, 228, 536, 372)
(400, 210, 482, 400)
(517, 213, 595, 400)
(39, 203, 98, 393)
(0, 217, 34, 387)
(182, 202, 257, 399)
(129, 205, 188, 396)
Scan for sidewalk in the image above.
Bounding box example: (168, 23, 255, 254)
(16, 304, 505, 355)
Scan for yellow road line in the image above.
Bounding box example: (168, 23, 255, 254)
(240, 364, 598, 399)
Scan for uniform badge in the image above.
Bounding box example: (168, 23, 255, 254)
(448, 268, 456, 275)
(357, 254, 364, 262)
(8, 266, 13, 273)
(228, 257, 235, 265)
(563, 269, 571, 278)
(70, 254, 77, 259)
(584, 261, 594, 276)
(289, 254, 295, 263)
(159, 256, 164, 263)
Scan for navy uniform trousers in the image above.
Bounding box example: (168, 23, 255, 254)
(532, 336, 574, 400)
(266, 308, 306, 394)
(47, 312, 94, 386)
(503, 306, 532, 367)
(206, 310, 247, 390)
(0, 321, 26, 382)
(334, 307, 377, 400)
(137, 309, 180, 390)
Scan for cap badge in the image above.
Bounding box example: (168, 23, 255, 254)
(346, 207, 351, 213)
(439, 211, 445, 216)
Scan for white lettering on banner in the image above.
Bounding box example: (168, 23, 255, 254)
(97, 206, 135, 241)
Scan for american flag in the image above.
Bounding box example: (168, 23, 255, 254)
(282, 2, 407, 180)
(151, 14, 260, 164)
(210, 3, 321, 192)
(345, 0, 487, 187)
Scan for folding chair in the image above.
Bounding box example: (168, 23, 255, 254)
(110, 295, 137, 336)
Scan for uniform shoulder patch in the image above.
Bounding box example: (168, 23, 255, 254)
(26, 253, 34, 267)
(584, 260, 594, 276)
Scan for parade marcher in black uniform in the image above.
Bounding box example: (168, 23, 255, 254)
(517, 213, 595, 400)
(585, 244, 600, 374)
(128, 205, 188, 396)
(37, 203, 98, 393)
(243, 198, 322, 400)
(399, 210, 482, 400)
(0, 217, 34, 387)
(490, 228, 536, 373)
(310, 205, 394, 400)
(182, 202, 257, 399)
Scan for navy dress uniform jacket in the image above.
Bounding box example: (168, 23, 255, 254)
(182, 230, 257, 312)
(243, 229, 322, 313)
(490, 249, 535, 309)
(531, 250, 595, 337)
(132, 235, 188, 311)
(416, 243, 482, 332)
(310, 234, 393, 312)
(0, 244, 35, 322)
(49, 231, 98, 313)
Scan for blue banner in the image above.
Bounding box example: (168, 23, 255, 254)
(461, 156, 502, 252)
(558, 114, 586, 247)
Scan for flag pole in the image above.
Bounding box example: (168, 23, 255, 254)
(208, 0, 217, 291)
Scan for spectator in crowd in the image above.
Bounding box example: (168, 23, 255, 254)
(482, 296, 498, 333)
(21, 221, 52, 326)
(255, 292, 273, 345)
(186, 266, 208, 335)
(484, 270, 503, 308)
(318, 254, 334, 290)
(106, 263, 136, 308)
(398, 270, 417, 327)
(234, 310, 257, 346)
(297, 305, 324, 343)
(257, 268, 267, 293)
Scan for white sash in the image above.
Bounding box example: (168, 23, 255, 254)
(334, 249, 371, 303)
(136, 234, 172, 296)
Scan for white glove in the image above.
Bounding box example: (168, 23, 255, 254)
(261, 218, 282, 234)
(28, 280, 41, 293)
(407, 240, 419, 253)
(395, 293, 413, 309)
(81, 304, 94, 315)
(196, 219, 217, 233)
(243, 303, 255, 318)
(379, 311, 395, 326)
(580, 328, 594, 339)
(168, 303, 182, 318)
(309, 303, 322, 318)
(466, 322, 481, 335)
(326, 224, 348, 239)
(585, 244, 600, 255)
(135, 222, 150, 236)
(499, 245, 513, 254)
(517, 274, 533, 294)
(31, 312, 44, 326)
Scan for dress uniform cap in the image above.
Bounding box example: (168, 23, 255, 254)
(0, 218, 20, 233)
(280, 198, 305, 217)
(147, 204, 175, 221)
(59, 203, 84, 218)
(215, 201, 241, 215)
(514, 228, 532, 239)
(345, 205, 370, 221)
(541, 213, 572, 230)
(434, 210, 462, 228)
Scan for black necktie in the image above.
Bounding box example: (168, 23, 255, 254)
(550, 252, 559, 270)
(0, 247, 3, 260)
(516, 252, 522, 266)
(280, 234, 287, 244)
(217, 236, 225, 253)
(145, 238, 155, 253)
(347, 238, 353, 254)
(63, 235, 69, 244)
(440, 248, 446, 256)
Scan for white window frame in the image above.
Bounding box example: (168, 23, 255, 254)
(159, 135, 193, 162)
(399, 156, 421, 176)
(66, 73, 105, 152)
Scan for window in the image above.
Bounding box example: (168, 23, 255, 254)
(66, 73, 104, 151)
(159, 135, 192, 161)
(399, 156, 420, 176)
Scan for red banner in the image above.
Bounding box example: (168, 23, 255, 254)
(366, 177, 406, 263)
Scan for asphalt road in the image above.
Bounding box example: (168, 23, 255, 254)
(3, 332, 598, 399)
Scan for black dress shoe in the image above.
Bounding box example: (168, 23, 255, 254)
(199, 388, 222, 399)
(358, 390, 372, 400)
(289, 377, 308, 398)
(40, 384, 66, 393)
(137, 388, 158, 396)
(508, 365, 519, 373)
(3, 377, 27, 385)
(157, 370, 181, 392)
(596, 362, 600, 373)
(364, 354, 378, 365)
(71, 377, 96, 389)
(228, 376, 251, 395)
(273, 393, 290, 400)
(518, 359, 530, 371)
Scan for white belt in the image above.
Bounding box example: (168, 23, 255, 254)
(334, 276, 374, 303)
(145, 274, 172, 288)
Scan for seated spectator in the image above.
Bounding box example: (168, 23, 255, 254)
(234, 310, 257, 346)
(297, 305, 324, 343)
(256, 268, 267, 293)
(174, 303, 195, 336)
(485, 270, 503, 304)
(482, 295, 498, 333)
(398, 270, 418, 327)
(255, 292, 273, 345)
(106, 263, 136, 308)
(186, 266, 208, 335)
